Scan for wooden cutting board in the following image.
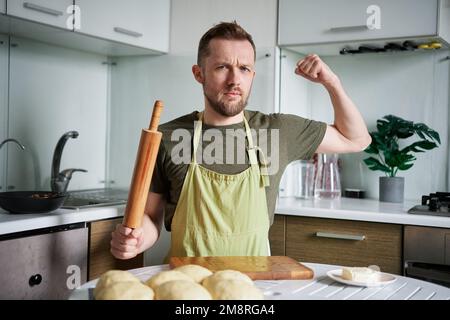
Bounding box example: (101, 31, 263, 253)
(169, 256, 314, 280)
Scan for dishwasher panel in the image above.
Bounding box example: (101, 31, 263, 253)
(0, 223, 88, 299)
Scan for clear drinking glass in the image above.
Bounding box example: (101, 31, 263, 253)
(314, 153, 341, 199)
(294, 160, 315, 199)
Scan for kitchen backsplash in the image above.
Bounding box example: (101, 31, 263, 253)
(280, 49, 449, 201)
(1, 37, 108, 191)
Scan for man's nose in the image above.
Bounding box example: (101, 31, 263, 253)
(226, 68, 241, 86)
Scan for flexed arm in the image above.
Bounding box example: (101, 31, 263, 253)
(295, 54, 372, 153)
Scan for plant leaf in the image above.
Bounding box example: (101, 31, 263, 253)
(402, 140, 438, 153)
(398, 163, 414, 171)
(363, 157, 390, 173)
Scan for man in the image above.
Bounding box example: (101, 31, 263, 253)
(111, 21, 371, 260)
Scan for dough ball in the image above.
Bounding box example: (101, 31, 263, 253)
(95, 281, 154, 300)
(145, 270, 194, 290)
(173, 264, 213, 283)
(155, 280, 212, 300)
(207, 279, 264, 300)
(202, 269, 253, 291)
(93, 270, 141, 297)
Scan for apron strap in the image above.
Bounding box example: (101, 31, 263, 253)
(243, 116, 270, 188)
(192, 112, 203, 164)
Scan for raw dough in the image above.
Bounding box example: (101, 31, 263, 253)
(202, 269, 253, 291)
(174, 264, 213, 283)
(155, 280, 212, 300)
(206, 279, 264, 300)
(145, 270, 194, 290)
(93, 270, 141, 297)
(94, 281, 154, 300)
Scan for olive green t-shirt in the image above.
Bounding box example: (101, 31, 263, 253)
(150, 110, 327, 231)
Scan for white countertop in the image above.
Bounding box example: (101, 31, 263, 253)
(276, 197, 450, 228)
(0, 205, 125, 235)
(1, 196, 449, 236)
(70, 262, 450, 300)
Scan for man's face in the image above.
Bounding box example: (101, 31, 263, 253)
(194, 38, 255, 117)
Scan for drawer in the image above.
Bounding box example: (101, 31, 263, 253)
(285, 216, 402, 274)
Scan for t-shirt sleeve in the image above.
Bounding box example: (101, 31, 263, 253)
(278, 113, 327, 161)
(149, 141, 169, 194)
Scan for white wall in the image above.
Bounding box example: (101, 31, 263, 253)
(170, 0, 277, 55)
(109, 0, 278, 265)
(6, 37, 108, 191)
(279, 49, 450, 201)
(0, 34, 8, 192)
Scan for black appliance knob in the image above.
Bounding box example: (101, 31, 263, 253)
(429, 197, 438, 211)
(29, 274, 42, 287)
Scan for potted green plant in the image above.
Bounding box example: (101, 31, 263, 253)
(363, 115, 440, 203)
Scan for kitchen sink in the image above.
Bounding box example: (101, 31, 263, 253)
(62, 188, 128, 209)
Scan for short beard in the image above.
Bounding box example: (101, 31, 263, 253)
(204, 91, 249, 117)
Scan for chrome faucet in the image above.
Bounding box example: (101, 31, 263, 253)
(0, 139, 26, 192)
(0, 138, 26, 151)
(51, 131, 87, 193)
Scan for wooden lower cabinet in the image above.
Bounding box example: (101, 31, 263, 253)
(269, 215, 286, 256)
(271, 215, 402, 275)
(88, 218, 144, 281)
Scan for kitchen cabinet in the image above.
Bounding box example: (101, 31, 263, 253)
(7, 0, 73, 30)
(88, 217, 144, 281)
(269, 215, 402, 274)
(278, 0, 441, 46)
(0, 223, 88, 299)
(75, 0, 170, 53)
(0, 0, 5, 14)
(269, 215, 286, 256)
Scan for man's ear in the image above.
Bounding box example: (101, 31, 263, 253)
(192, 65, 204, 84)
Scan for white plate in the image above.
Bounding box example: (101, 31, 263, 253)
(327, 269, 397, 287)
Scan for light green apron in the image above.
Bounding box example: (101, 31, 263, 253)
(167, 112, 270, 259)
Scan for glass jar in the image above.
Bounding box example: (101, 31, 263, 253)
(314, 153, 341, 199)
(294, 160, 315, 199)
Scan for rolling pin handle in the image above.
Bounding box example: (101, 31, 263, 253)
(149, 100, 164, 131)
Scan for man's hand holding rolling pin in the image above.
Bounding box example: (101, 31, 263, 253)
(110, 225, 144, 259)
(111, 192, 165, 259)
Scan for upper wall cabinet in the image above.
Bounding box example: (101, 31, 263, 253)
(278, 0, 449, 49)
(75, 0, 170, 53)
(7, 0, 73, 30)
(0, 0, 5, 14)
(0, 0, 170, 56)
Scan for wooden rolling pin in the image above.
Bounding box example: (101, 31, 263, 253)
(122, 100, 163, 228)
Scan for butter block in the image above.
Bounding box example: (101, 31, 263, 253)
(341, 267, 380, 283)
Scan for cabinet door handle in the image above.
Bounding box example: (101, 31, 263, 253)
(315, 231, 366, 241)
(329, 25, 368, 32)
(23, 2, 63, 16)
(113, 27, 143, 38)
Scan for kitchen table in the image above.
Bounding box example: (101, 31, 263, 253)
(69, 262, 450, 300)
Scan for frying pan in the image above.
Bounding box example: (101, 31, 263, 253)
(0, 191, 67, 214)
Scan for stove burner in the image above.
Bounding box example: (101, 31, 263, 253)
(409, 192, 450, 216)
